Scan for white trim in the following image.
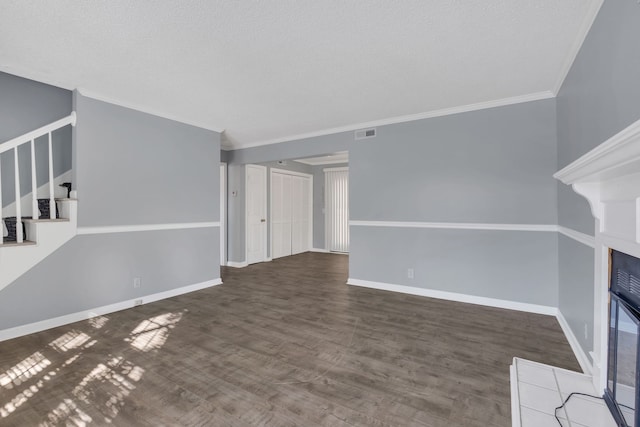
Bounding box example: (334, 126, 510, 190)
(349, 220, 557, 232)
(269, 167, 314, 179)
(0, 113, 76, 154)
(220, 162, 227, 266)
(556, 310, 593, 375)
(231, 91, 555, 150)
(551, 0, 604, 95)
(346, 278, 558, 316)
(323, 167, 349, 173)
(76, 89, 224, 133)
(557, 226, 596, 248)
(349, 221, 598, 248)
(310, 248, 329, 253)
(226, 261, 248, 268)
(77, 221, 220, 235)
(0, 278, 222, 343)
(510, 363, 521, 427)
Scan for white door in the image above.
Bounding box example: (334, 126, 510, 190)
(271, 172, 292, 259)
(246, 164, 267, 264)
(270, 169, 312, 259)
(220, 163, 226, 266)
(325, 167, 349, 253)
(291, 175, 311, 254)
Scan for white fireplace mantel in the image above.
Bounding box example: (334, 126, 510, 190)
(554, 117, 640, 394)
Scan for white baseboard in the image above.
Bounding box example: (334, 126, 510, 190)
(310, 248, 329, 253)
(556, 310, 593, 375)
(0, 278, 222, 343)
(226, 261, 248, 268)
(346, 278, 558, 316)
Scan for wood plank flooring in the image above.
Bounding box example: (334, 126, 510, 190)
(0, 252, 579, 426)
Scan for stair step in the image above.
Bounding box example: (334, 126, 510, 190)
(22, 218, 69, 223)
(0, 240, 36, 247)
(37, 199, 59, 219)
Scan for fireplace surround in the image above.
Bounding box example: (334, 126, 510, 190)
(555, 117, 640, 425)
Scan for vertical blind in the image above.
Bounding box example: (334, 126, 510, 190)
(325, 168, 349, 253)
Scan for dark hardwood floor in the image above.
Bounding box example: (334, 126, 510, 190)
(0, 252, 579, 426)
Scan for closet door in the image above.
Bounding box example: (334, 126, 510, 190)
(291, 176, 311, 255)
(271, 172, 292, 259)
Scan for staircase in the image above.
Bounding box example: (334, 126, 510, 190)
(0, 113, 77, 291)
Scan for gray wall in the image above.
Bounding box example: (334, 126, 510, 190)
(349, 98, 559, 306)
(351, 100, 557, 224)
(227, 163, 246, 263)
(0, 72, 72, 207)
(556, 0, 640, 357)
(0, 93, 221, 330)
(0, 229, 219, 330)
(74, 94, 219, 227)
(351, 227, 558, 306)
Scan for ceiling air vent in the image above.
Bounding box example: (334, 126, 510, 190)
(355, 128, 376, 140)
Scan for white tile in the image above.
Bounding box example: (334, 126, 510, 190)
(564, 394, 617, 427)
(554, 369, 597, 396)
(520, 406, 569, 427)
(519, 382, 563, 415)
(517, 361, 558, 390)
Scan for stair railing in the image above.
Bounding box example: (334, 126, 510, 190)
(0, 112, 76, 244)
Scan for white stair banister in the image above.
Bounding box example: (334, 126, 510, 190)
(0, 157, 3, 245)
(13, 147, 23, 243)
(47, 132, 54, 219)
(0, 112, 76, 243)
(30, 139, 38, 220)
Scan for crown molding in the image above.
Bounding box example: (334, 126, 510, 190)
(551, 0, 604, 95)
(227, 91, 555, 151)
(76, 89, 225, 133)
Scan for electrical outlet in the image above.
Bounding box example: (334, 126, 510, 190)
(584, 323, 588, 340)
(133, 277, 141, 288)
(134, 299, 143, 307)
(407, 268, 414, 279)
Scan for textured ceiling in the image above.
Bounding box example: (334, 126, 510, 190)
(0, 1, 601, 149)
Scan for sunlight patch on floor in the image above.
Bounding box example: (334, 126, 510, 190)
(88, 316, 109, 329)
(49, 331, 92, 352)
(125, 312, 183, 352)
(39, 398, 92, 427)
(0, 352, 51, 389)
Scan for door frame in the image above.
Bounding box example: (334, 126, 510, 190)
(245, 164, 268, 264)
(270, 167, 313, 259)
(220, 162, 226, 266)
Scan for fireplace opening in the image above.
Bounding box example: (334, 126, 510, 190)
(606, 249, 640, 427)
